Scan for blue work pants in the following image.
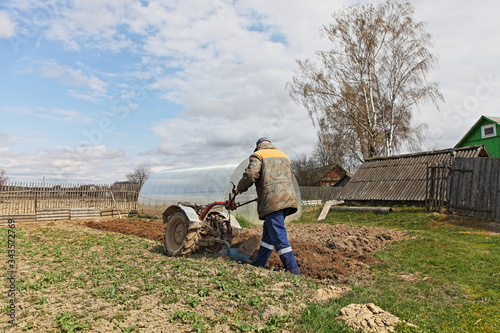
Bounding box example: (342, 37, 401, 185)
(251, 209, 300, 275)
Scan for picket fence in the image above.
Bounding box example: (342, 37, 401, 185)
(0, 181, 139, 223)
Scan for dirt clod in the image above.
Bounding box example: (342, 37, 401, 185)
(238, 236, 261, 255)
(337, 303, 401, 333)
(261, 305, 288, 320)
(314, 285, 352, 302)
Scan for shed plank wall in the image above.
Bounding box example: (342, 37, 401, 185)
(448, 157, 500, 221)
(339, 146, 488, 203)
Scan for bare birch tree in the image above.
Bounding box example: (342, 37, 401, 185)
(0, 169, 8, 185)
(289, 0, 443, 165)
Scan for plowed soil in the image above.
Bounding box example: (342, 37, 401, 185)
(84, 218, 408, 281)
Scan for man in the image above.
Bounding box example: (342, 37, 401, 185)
(235, 137, 300, 275)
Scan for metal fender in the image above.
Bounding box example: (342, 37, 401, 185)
(162, 205, 202, 230)
(216, 211, 242, 237)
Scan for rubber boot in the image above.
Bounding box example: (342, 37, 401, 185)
(280, 251, 300, 275)
(251, 246, 273, 268)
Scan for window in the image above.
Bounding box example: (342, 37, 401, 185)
(481, 124, 497, 138)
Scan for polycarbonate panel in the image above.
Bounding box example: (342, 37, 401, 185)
(137, 159, 302, 225)
(138, 164, 237, 216)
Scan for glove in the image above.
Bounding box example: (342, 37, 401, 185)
(225, 200, 237, 211)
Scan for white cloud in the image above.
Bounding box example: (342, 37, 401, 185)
(0, 132, 14, 147)
(42, 0, 134, 51)
(50, 108, 96, 124)
(149, 98, 316, 168)
(2, 0, 500, 182)
(0, 144, 130, 182)
(2, 106, 97, 125)
(0, 10, 16, 38)
(412, 0, 500, 150)
(36, 60, 108, 97)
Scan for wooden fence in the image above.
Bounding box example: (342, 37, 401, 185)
(299, 186, 343, 203)
(0, 181, 140, 217)
(447, 157, 500, 221)
(426, 162, 449, 212)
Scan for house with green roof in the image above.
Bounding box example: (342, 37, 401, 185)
(455, 115, 500, 157)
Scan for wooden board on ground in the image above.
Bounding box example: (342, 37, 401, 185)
(317, 200, 345, 221)
(317, 200, 333, 221)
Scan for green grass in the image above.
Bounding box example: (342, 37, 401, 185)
(0, 224, 317, 332)
(53, 312, 90, 333)
(296, 207, 500, 332)
(235, 215, 254, 228)
(1, 208, 499, 332)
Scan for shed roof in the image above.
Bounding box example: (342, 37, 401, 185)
(338, 146, 490, 202)
(301, 164, 350, 186)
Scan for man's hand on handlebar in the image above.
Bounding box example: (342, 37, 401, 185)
(231, 182, 240, 196)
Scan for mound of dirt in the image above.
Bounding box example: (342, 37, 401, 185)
(337, 303, 402, 333)
(83, 218, 408, 281)
(235, 224, 407, 281)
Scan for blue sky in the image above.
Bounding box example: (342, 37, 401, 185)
(1, 0, 499, 183)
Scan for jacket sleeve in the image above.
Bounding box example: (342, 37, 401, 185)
(237, 154, 262, 193)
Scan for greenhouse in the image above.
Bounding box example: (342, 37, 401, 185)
(137, 159, 302, 224)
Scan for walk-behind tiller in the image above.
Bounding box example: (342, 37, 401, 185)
(163, 183, 256, 257)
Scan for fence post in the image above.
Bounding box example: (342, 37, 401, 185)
(109, 190, 122, 219)
(425, 163, 429, 211)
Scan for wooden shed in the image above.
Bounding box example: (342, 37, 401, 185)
(299, 164, 351, 187)
(338, 146, 490, 205)
(455, 115, 500, 157)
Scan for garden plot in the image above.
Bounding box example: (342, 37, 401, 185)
(84, 218, 408, 281)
